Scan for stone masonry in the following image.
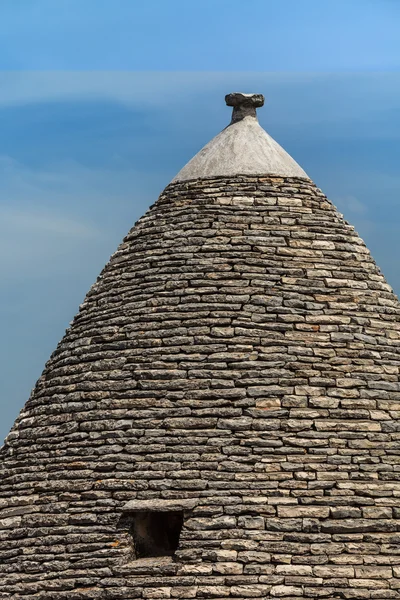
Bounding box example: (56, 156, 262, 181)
(1, 172, 400, 599)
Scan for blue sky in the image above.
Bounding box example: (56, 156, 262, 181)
(1, 0, 399, 70)
(1, 1, 400, 441)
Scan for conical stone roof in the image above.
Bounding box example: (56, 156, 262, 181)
(1, 93, 400, 600)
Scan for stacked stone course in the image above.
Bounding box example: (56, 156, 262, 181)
(1, 174, 400, 599)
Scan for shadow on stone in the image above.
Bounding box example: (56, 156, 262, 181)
(119, 511, 184, 559)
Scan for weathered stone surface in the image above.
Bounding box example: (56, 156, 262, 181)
(123, 499, 198, 512)
(1, 166, 400, 599)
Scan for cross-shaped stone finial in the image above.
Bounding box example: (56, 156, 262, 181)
(225, 92, 265, 124)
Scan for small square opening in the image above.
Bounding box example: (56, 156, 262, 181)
(130, 511, 183, 558)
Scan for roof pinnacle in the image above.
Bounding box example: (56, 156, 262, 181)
(225, 92, 265, 124)
(171, 91, 308, 182)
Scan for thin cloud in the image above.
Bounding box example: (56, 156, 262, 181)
(0, 157, 114, 280)
(0, 207, 99, 237)
(335, 195, 367, 215)
(0, 71, 367, 111)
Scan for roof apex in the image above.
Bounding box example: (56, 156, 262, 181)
(171, 92, 309, 183)
(225, 92, 264, 123)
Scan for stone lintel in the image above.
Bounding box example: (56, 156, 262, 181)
(122, 498, 198, 512)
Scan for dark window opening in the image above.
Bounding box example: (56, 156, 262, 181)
(130, 511, 183, 558)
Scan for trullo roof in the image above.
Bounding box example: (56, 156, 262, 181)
(1, 92, 399, 600)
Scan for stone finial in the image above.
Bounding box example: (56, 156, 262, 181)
(225, 92, 265, 124)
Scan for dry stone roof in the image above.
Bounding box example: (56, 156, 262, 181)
(1, 93, 400, 600)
